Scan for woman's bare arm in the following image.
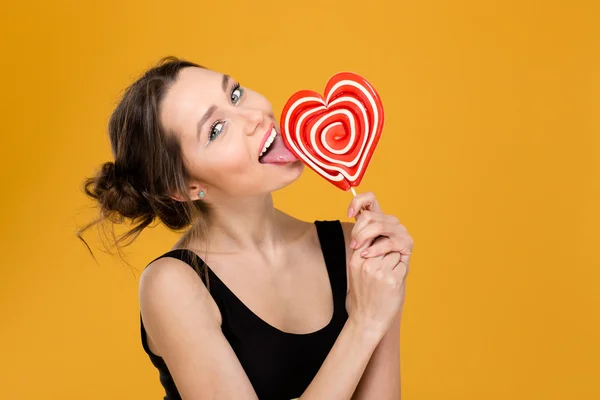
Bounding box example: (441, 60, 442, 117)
(140, 258, 259, 399)
(341, 222, 403, 399)
(351, 308, 402, 399)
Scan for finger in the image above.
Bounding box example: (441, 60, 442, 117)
(349, 240, 371, 276)
(347, 192, 381, 218)
(349, 242, 367, 267)
(393, 261, 410, 286)
(352, 213, 402, 245)
(365, 235, 413, 257)
(400, 252, 412, 269)
(350, 211, 384, 245)
(353, 220, 396, 249)
(398, 236, 414, 267)
(350, 211, 381, 249)
(360, 237, 394, 258)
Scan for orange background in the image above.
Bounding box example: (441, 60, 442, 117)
(1, 0, 599, 399)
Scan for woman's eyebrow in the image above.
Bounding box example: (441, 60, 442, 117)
(196, 105, 217, 142)
(221, 74, 231, 92)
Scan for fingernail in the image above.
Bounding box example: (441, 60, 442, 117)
(361, 250, 369, 257)
(350, 239, 356, 248)
(347, 208, 354, 218)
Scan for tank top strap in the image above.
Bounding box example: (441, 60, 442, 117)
(314, 220, 348, 310)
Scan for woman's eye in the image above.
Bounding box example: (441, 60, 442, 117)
(208, 121, 225, 142)
(231, 85, 243, 104)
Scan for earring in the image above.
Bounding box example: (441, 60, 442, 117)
(198, 191, 205, 199)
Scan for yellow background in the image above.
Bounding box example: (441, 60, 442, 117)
(1, 0, 599, 398)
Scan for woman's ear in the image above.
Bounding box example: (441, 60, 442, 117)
(170, 182, 207, 202)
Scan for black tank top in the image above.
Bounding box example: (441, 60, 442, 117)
(140, 220, 349, 400)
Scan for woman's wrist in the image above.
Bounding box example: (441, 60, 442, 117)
(345, 315, 386, 350)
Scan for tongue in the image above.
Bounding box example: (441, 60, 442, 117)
(260, 135, 299, 164)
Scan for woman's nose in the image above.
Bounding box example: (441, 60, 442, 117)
(237, 108, 265, 135)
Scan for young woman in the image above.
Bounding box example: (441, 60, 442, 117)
(81, 56, 414, 400)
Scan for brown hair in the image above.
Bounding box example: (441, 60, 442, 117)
(78, 56, 210, 275)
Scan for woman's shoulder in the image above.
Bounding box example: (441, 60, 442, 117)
(139, 252, 223, 333)
(139, 253, 208, 302)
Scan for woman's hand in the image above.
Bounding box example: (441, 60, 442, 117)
(348, 192, 414, 269)
(345, 192, 414, 337)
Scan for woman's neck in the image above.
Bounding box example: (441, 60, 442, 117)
(199, 193, 291, 256)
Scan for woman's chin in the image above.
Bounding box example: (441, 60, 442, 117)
(269, 161, 304, 191)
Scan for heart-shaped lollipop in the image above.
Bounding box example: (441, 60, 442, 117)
(280, 72, 384, 192)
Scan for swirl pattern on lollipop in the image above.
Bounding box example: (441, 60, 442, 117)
(280, 72, 384, 191)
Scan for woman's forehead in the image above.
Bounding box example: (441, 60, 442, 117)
(161, 67, 226, 134)
(170, 67, 226, 105)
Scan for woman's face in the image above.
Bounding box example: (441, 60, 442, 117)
(160, 67, 303, 202)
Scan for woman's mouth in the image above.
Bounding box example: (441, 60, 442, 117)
(258, 126, 277, 159)
(258, 126, 299, 164)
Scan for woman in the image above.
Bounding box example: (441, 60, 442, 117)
(81, 56, 414, 400)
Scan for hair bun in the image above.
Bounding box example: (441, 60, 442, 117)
(85, 161, 153, 221)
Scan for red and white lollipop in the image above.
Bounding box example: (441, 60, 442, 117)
(280, 72, 384, 194)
